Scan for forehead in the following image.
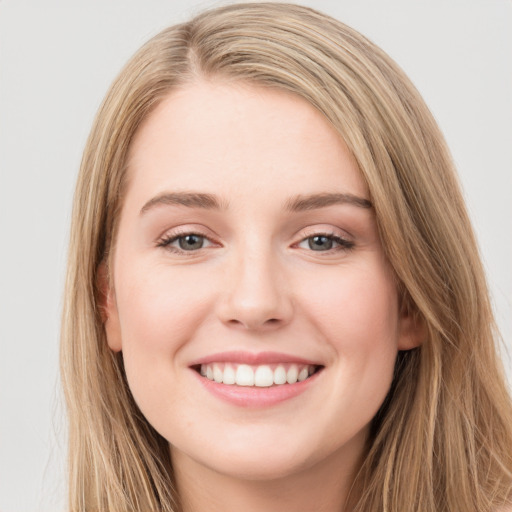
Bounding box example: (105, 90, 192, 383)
(125, 80, 368, 204)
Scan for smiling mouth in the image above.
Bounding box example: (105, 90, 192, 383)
(192, 363, 323, 387)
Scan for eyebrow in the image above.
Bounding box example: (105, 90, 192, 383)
(285, 192, 372, 211)
(140, 192, 227, 214)
(140, 190, 372, 215)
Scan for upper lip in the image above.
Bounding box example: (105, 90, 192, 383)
(189, 351, 323, 367)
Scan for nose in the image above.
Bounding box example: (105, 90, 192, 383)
(216, 247, 293, 332)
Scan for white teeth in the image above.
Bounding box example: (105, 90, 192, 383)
(254, 365, 274, 387)
(236, 364, 254, 386)
(298, 367, 309, 382)
(223, 364, 236, 385)
(274, 365, 287, 385)
(286, 365, 299, 384)
(213, 364, 223, 383)
(199, 362, 318, 387)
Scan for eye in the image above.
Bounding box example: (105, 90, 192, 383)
(297, 233, 354, 252)
(177, 234, 206, 250)
(157, 232, 215, 252)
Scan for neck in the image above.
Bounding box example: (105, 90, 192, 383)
(171, 434, 365, 512)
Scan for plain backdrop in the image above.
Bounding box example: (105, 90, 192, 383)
(0, 1, 510, 511)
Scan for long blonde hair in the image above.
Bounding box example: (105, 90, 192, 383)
(61, 3, 512, 511)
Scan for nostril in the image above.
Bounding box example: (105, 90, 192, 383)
(225, 317, 283, 330)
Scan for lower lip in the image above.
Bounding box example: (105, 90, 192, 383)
(192, 369, 322, 408)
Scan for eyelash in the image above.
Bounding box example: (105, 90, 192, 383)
(156, 231, 355, 255)
(156, 230, 216, 254)
(296, 232, 355, 253)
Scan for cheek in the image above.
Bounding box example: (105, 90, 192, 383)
(114, 263, 216, 400)
(117, 263, 212, 347)
(305, 266, 400, 432)
(301, 263, 400, 364)
(307, 267, 398, 330)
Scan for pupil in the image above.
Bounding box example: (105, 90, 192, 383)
(309, 235, 333, 251)
(179, 234, 203, 250)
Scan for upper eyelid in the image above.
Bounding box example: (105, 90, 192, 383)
(157, 224, 218, 241)
(295, 224, 353, 241)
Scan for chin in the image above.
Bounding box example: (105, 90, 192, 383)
(191, 431, 325, 482)
(207, 452, 314, 482)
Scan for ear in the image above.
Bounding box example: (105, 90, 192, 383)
(97, 261, 123, 352)
(397, 305, 425, 351)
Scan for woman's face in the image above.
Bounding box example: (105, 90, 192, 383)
(104, 81, 421, 482)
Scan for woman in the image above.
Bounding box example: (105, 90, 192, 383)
(60, 3, 512, 511)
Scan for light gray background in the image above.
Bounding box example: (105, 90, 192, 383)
(0, 1, 510, 511)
